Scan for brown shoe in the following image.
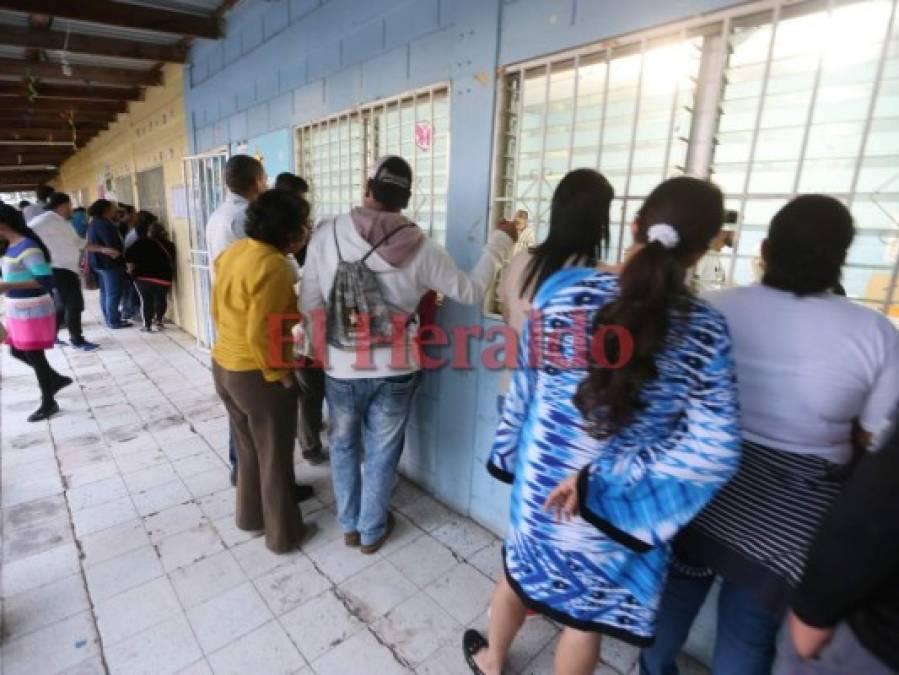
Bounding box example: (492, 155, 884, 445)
(344, 531, 360, 547)
(360, 512, 395, 555)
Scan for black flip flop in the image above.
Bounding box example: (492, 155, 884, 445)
(463, 629, 489, 675)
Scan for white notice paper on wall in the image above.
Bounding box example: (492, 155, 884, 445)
(171, 185, 188, 219)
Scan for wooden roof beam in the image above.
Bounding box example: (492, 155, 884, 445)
(0, 24, 189, 62)
(0, 97, 127, 113)
(0, 128, 100, 143)
(0, 1, 221, 39)
(0, 81, 143, 101)
(0, 57, 162, 86)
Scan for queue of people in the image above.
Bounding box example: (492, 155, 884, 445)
(4, 148, 898, 675)
(0, 187, 177, 421)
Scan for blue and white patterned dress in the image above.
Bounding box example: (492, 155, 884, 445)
(487, 268, 741, 644)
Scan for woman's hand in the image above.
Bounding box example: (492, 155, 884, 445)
(543, 473, 580, 522)
(105, 247, 121, 259)
(280, 373, 297, 389)
(788, 611, 834, 659)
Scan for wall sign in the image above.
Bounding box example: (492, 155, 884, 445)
(414, 121, 433, 151)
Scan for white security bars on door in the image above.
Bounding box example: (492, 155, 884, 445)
(294, 85, 450, 244)
(490, 0, 899, 316)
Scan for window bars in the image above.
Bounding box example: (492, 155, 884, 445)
(294, 85, 450, 244)
(491, 0, 899, 316)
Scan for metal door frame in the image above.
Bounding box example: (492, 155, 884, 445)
(182, 147, 229, 351)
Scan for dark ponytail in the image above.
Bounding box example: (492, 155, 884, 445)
(574, 176, 724, 437)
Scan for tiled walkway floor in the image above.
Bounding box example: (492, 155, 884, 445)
(1, 295, 706, 675)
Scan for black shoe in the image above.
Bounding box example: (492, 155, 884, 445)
(50, 374, 74, 397)
(111, 321, 133, 329)
(302, 447, 329, 466)
(294, 484, 315, 502)
(463, 629, 489, 675)
(230, 466, 237, 487)
(28, 401, 60, 422)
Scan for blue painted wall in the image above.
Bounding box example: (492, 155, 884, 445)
(229, 128, 293, 185)
(185, 0, 744, 535)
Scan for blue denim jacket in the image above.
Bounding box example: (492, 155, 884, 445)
(87, 218, 124, 270)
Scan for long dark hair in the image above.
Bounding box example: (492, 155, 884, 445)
(0, 204, 52, 263)
(763, 195, 854, 296)
(574, 176, 724, 437)
(520, 169, 615, 300)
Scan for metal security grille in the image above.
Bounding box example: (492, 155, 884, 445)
(295, 84, 450, 244)
(491, 0, 899, 316)
(183, 150, 228, 350)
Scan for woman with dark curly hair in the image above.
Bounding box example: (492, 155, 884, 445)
(467, 177, 741, 675)
(211, 189, 314, 553)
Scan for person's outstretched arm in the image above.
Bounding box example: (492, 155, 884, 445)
(419, 222, 516, 306)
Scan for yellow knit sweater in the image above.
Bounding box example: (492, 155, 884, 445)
(211, 238, 298, 382)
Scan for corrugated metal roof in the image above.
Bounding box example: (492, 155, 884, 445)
(0, 43, 158, 71)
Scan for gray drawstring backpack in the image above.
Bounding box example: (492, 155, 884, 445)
(325, 218, 415, 350)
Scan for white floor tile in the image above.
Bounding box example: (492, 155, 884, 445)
(311, 627, 408, 675)
(373, 593, 461, 665)
(338, 559, 418, 623)
(280, 590, 364, 663)
(307, 536, 378, 584)
(182, 468, 232, 499)
(388, 535, 459, 588)
(2, 573, 90, 640)
(122, 462, 179, 493)
(80, 519, 151, 566)
(156, 522, 225, 572)
(84, 545, 164, 603)
(253, 555, 331, 616)
(398, 495, 455, 533)
(169, 550, 247, 609)
(95, 576, 182, 646)
(66, 475, 130, 512)
(207, 620, 306, 675)
(72, 495, 138, 538)
(211, 514, 260, 547)
(425, 563, 494, 625)
(105, 613, 203, 675)
(132, 479, 192, 516)
(231, 535, 295, 579)
(187, 581, 273, 654)
(144, 501, 206, 543)
(172, 452, 225, 479)
(1, 542, 81, 596)
(197, 488, 235, 521)
(2, 610, 100, 675)
(431, 519, 495, 560)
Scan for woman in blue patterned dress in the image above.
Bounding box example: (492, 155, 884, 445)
(1, 204, 72, 421)
(464, 177, 742, 675)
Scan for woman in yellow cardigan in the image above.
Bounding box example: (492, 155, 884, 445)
(212, 189, 312, 553)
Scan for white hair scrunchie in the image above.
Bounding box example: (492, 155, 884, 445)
(646, 223, 679, 250)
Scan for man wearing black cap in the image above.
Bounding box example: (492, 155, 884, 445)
(301, 155, 517, 554)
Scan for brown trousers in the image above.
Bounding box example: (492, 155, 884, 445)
(212, 362, 304, 553)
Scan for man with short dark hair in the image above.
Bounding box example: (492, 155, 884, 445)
(30, 192, 113, 350)
(24, 185, 54, 223)
(302, 155, 517, 554)
(206, 155, 268, 271)
(274, 172, 309, 197)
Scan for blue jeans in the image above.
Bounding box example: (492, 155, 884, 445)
(95, 268, 124, 327)
(325, 373, 420, 546)
(228, 429, 237, 468)
(121, 278, 139, 319)
(640, 571, 781, 675)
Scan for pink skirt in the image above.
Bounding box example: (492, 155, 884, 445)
(3, 294, 57, 351)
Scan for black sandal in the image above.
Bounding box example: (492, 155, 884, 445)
(463, 629, 489, 675)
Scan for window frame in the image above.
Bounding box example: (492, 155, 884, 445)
(486, 0, 899, 318)
(293, 82, 451, 242)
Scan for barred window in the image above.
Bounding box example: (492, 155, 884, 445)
(489, 0, 899, 317)
(295, 85, 450, 244)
